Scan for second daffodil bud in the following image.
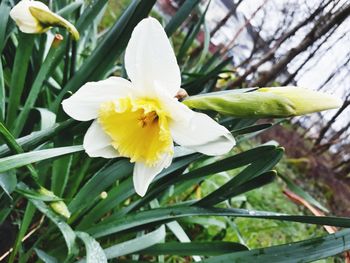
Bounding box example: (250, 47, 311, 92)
(183, 86, 342, 118)
(10, 0, 79, 40)
(38, 187, 71, 219)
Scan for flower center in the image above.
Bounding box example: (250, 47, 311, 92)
(98, 97, 173, 166)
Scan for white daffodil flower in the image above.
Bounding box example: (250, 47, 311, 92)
(62, 17, 235, 196)
(10, 0, 79, 40)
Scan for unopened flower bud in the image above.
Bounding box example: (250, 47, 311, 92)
(183, 86, 342, 118)
(10, 0, 79, 40)
(257, 87, 342, 116)
(38, 187, 71, 219)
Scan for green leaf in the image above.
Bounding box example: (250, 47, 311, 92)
(34, 248, 58, 263)
(183, 57, 232, 95)
(0, 121, 38, 178)
(0, 0, 11, 53)
(8, 202, 36, 263)
(105, 154, 200, 217)
(180, 217, 226, 229)
(51, 133, 74, 197)
(279, 173, 329, 213)
(0, 172, 16, 197)
(76, 231, 107, 263)
(69, 159, 132, 214)
(140, 241, 248, 256)
(6, 33, 35, 127)
(0, 145, 83, 173)
(165, 0, 201, 36)
(232, 123, 273, 136)
(30, 199, 78, 257)
(87, 206, 350, 238)
(125, 146, 278, 214)
(0, 60, 5, 121)
(56, 0, 83, 17)
(196, 148, 283, 206)
(76, 177, 134, 229)
(196, 171, 276, 205)
(103, 225, 166, 259)
(75, 0, 108, 32)
(36, 108, 56, 130)
(202, 229, 350, 263)
(13, 35, 66, 137)
(177, 2, 209, 63)
(0, 119, 75, 158)
(195, 19, 210, 69)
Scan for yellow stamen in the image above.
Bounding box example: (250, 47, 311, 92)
(98, 97, 173, 166)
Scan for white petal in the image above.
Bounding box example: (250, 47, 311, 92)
(83, 120, 119, 158)
(133, 151, 173, 197)
(62, 77, 132, 121)
(125, 17, 181, 97)
(10, 0, 49, 33)
(170, 110, 235, 156)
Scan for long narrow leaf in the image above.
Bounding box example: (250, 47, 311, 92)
(202, 229, 350, 263)
(140, 241, 248, 256)
(0, 145, 83, 173)
(87, 206, 350, 238)
(30, 199, 78, 257)
(165, 0, 201, 36)
(103, 225, 166, 259)
(76, 232, 107, 263)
